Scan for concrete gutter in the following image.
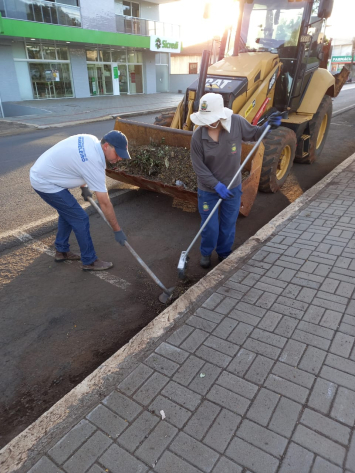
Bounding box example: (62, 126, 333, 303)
(2, 151, 355, 473)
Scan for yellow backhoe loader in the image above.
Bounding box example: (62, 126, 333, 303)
(109, 0, 349, 215)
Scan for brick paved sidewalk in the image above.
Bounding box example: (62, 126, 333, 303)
(3, 158, 355, 473)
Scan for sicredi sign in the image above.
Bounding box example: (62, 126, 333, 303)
(150, 35, 181, 53)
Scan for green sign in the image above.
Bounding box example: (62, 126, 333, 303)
(113, 66, 119, 79)
(332, 55, 355, 63)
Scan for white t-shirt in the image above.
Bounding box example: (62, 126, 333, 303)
(30, 134, 107, 193)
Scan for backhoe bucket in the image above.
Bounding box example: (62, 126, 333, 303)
(107, 118, 264, 217)
(333, 66, 350, 97)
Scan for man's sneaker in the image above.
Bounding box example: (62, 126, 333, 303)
(55, 251, 81, 262)
(200, 254, 211, 268)
(82, 259, 113, 271)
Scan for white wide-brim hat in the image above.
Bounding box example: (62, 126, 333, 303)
(190, 93, 233, 127)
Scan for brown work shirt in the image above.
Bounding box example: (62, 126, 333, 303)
(190, 114, 267, 192)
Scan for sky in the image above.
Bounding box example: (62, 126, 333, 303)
(160, 0, 355, 46)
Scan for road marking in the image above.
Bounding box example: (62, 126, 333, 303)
(0, 190, 128, 242)
(16, 232, 131, 290)
(93, 271, 131, 289)
(331, 123, 353, 126)
(332, 104, 355, 117)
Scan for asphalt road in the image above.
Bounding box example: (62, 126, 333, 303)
(1, 89, 355, 448)
(1, 84, 355, 234)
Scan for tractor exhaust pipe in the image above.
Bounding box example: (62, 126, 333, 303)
(193, 49, 210, 112)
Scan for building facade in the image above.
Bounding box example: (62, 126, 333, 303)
(329, 38, 355, 76)
(0, 0, 180, 102)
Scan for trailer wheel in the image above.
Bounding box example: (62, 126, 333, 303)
(295, 95, 332, 164)
(154, 111, 175, 127)
(259, 126, 297, 193)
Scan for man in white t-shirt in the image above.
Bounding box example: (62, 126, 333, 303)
(30, 130, 130, 271)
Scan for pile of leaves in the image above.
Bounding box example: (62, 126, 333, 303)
(110, 144, 250, 192)
(111, 144, 198, 192)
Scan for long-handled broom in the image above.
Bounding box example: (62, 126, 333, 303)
(177, 124, 271, 279)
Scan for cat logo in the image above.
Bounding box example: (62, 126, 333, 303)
(203, 202, 209, 211)
(245, 99, 256, 118)
(201, 101, 208, 111)
(205, 78, 232, 89)
(231, 143, 237, 154)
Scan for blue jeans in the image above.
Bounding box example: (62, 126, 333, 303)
(198, 184, 242, 258)
(34, 188, 97, 265)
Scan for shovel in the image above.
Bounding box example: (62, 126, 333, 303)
(87, 196, 175, 303)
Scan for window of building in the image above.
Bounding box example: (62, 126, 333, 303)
(25, 43, 69, 61)
(123, 1, 139, 17)
(29, 62, 73, 99)
(111, 50, 127, 63)
(127, 50, 142, 63)
(189, 62, 198, 74)
(155, 53, 169, 65)
(43, 46, 57, 60)
(86, 50, 98, 61)
(14, 43, 73, 99)
(101, 50, 111, 62)
(115, 0, 139, 17)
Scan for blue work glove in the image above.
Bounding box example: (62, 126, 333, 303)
(81, 186, 92, 201)
(266, 112, 282, 129)
(114, 230, 127, 246)
(214, 182, 233, 199)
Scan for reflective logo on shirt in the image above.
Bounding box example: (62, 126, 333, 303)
(78, 137, 88, 162)
(231, 143, 237, 154)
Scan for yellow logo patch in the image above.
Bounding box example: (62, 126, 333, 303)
(245, 103, 253, 118)
(203, 202, 209, 212)
(231, 144, 237, 153)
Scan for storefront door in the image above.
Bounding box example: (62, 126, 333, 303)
(87, 64, 113, 96)
(128, 65, 143, 94)
(117, 65, 128, 94)
(156, 65, 168, 93)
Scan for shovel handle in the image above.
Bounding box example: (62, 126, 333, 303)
(87, 197, 172, 296)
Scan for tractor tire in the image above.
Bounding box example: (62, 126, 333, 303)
(154, 111, 175, 127)
(259, 126, 297, 193)
(294, 95, 332, 164)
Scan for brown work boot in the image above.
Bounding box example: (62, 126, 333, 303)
(55, 251, 81, 262)
(82, 259, 113, 271)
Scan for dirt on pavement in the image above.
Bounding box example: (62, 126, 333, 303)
(0, 121, 37, 137)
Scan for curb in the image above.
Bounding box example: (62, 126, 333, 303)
(0, 188, 144, 253)
(2, 102, 353, 132)
(1, 107, 177, 131)
(2, 151, 355, 473)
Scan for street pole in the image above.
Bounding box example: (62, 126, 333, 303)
(0, 92, 4, 119)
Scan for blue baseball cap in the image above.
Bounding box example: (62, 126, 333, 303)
(103, 131, 131, 160)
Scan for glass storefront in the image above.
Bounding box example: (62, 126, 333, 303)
(86, 47, 143, 95)
(12, 41, 147, 100)
(13, 42, 73, 99)
(29, 62, 73, 98)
